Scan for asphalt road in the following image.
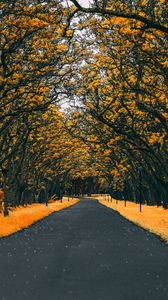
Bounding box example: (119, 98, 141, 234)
(0, 198, 168, 300)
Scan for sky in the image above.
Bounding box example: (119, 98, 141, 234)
(65, 0, 93, 8)
(73, 0, 93, 7)
(79, 0, 91, 5)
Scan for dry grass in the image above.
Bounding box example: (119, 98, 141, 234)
(0, 197, 79, 238)
(95, 195, 168, 243)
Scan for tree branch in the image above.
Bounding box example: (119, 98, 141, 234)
(70, 0, 168, 34)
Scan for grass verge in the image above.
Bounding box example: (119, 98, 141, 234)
(0, 197, 79, 238)
(95, 196, 168, 243)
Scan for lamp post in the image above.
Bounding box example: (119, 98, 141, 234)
(2, 168, 9, 217)
(138, 167, 143, 212)
(44, 178, 49, 206)
(124, 179, 127, 207)
(116, 182, 119, 204)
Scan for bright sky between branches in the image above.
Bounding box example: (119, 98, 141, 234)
(78, 0, 92, 6)
(67, 0, 93, 7)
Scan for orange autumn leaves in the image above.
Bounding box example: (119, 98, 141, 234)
(0, 0, 73, 126)
(0, 0, 167, 211)
(0, 199, 79, 237)
(65, 0, 168, 196)
(98, 196, 168, 243)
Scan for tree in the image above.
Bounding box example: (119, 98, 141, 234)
(65, 0, 168, 207)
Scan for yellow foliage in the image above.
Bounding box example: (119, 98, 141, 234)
(98, 197, 168, 243)
(0, 199, 79, 238)
(56, 44, 68, 52)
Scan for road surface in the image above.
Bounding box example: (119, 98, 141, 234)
(0, 198, 168, 300)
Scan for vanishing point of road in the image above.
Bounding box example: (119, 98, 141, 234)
(0, 198, 168, 300)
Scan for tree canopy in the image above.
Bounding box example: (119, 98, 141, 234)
(0, 0, 167, 215)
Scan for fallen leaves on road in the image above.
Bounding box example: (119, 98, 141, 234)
(97, 196, 168, 243)
(0, 198, 79, 238)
